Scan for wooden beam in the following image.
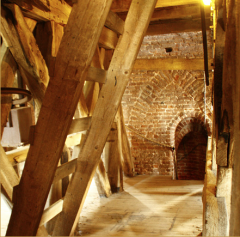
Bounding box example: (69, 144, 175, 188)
(134, 58, 214, 71)
(105, 127, 123, 193)
(146, 18, 212, 35)
(226, 0, 240, 235)
(111, 0, 200, 12)
(6, 0, 113, 235)
(52, 0, 157, 235)
(36, 226, 49, 236)
(4, 0, 71, 25)
(1, 43, 18, 137)
(86, 66, 107, 84)
(24, 17, 37, 32)
(5, 118, 91, 165)
(6, 145, 30, 165)
(105, 10, 125, 35)
(35, 21, 64, 78)
(5, 1, 124, 35)
(68, 117, 92, 135)
(118, 104, 135, 176)
(99, 26, 118, 49)
(39, 199, 64, 226)
(1, 5, 49, 111)
(117, 4, 211, 21)
(0, 145, 19, 202)
(94, 159, 112, 197)
(53, 159, 77, 184)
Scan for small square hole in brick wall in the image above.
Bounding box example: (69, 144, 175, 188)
(165, 47, 173, 53)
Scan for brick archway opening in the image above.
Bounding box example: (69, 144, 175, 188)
(175, 118, 208, 180)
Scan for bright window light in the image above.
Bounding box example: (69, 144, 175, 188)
(203, 0, 211, 5)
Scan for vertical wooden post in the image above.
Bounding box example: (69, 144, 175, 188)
(106, 123, 123, 193)
(228, 0, 240, 235)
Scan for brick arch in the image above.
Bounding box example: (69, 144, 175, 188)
(175, 117, 208, 151)
(167, 111, 212, 149)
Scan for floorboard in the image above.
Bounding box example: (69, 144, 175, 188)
(75, 175, 203, 236)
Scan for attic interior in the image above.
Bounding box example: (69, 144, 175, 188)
(0, 0, 240, 236)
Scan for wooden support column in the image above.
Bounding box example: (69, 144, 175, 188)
(118, 104, 135, 176)
(228, 0, 240, 235)
(52, 0, 157, 235)
(105, 124, 123, 193)
(6, 0, 112, 235)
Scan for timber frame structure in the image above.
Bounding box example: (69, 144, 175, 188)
(0, 0, 240, 236)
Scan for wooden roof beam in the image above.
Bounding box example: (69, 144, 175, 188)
(117, 4, 211, 21)
(134, 58, 214, 71)
(111, 0, 201, 12)
(4, 1, 125, 34)
(146, 18, 212, 35)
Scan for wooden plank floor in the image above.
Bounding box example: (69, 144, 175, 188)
(75, 175, 203, 236)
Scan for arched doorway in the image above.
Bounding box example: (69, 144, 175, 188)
(175, 118, 208, 180)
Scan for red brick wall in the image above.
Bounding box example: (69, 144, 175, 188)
(121, 32, 212, 176)
(175, 118, 208, 180)
(176, 131, 207, 180)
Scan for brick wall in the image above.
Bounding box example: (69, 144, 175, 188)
(177, 131, 207, 180)
(175, 118, 208, 180)
(121, 31, 213, 176)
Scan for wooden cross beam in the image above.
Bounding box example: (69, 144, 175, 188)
(6, 0, 113, 235)
(52, 0, 157, 235)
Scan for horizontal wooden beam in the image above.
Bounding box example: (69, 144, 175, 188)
(134, 58, 214, 71)
(146, 18, 211, 35)
(99, 27, 118, 50)
(111, 0, 200, 12)
(6, 145, 30, 165)
(53, 159, 77, 184)
(105, 11, 125, 35)
(117, 5, 211, 21)
(68, 117, 91, 135)
(86, 67, 107, 84)
(39, 199, 63, 226)
(6, 118, 92, 164)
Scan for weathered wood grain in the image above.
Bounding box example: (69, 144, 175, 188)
(52, 0, 157, 235)
(1, 43, 18, 137)
(4, 0, 71, 25)
(6, 0, 113, 235)
(1, 5, 49, 111)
